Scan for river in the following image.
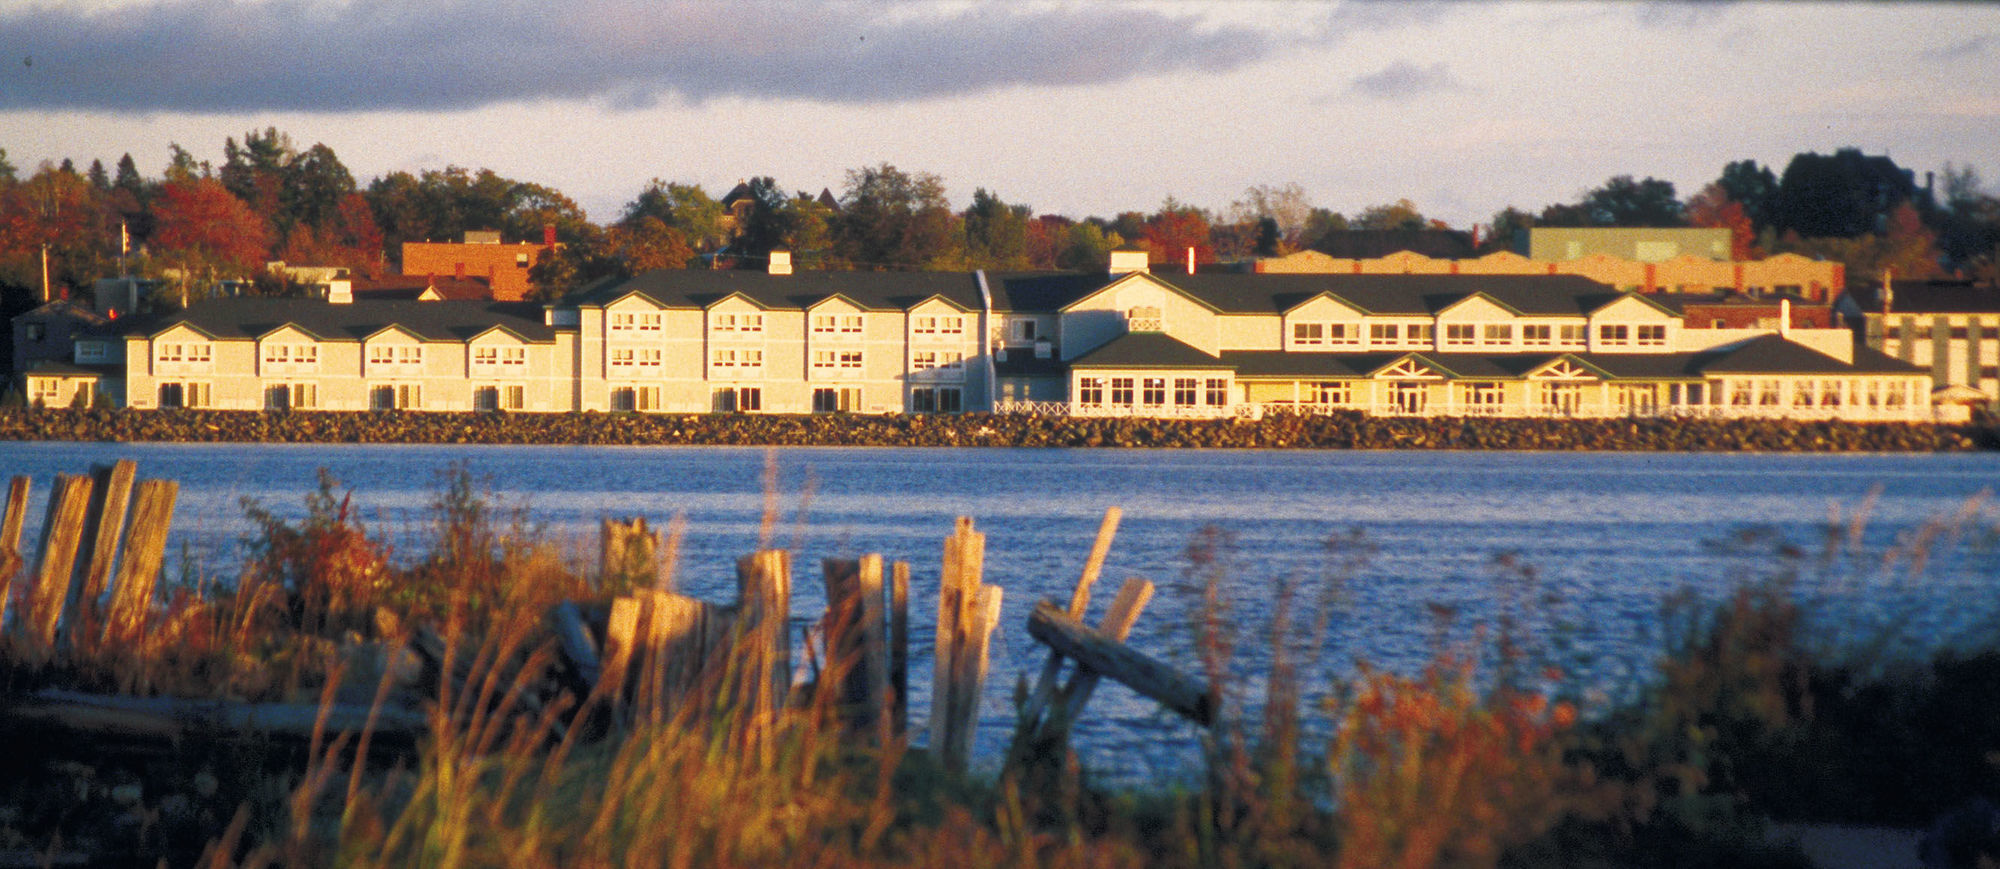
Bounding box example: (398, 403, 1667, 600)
(6, 442, 1998, 781)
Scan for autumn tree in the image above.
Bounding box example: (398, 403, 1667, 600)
(1024, 215, 1072, 269)
(1354, 199, 1429, 232)
(152, 176, 274, 301)
(604, 216, 695, 273)
(1230, 182, 1314, 251)
(1717, 159, 1780, 233)
(1140, 198, 1213, 265)
(834, 164, 960, 270)
(1684, 183, 1758, 260)
(0, 162, 118, 298)
(277, 193, 386, 277)
(1056, 221, 1122, 270)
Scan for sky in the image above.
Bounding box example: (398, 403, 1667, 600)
(1, 0, 1996, 231)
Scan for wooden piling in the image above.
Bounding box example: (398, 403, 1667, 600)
(890, 559, 909, 737)
(25, 474, 95, 650)
(1026, 600, 1212, 727)
(736, 549, 792, 730)
(822, 555, 890, 735)
(932, 517, 1002, 773)
(69, 460, 136, 641)
(102, 479, 175, 646)
(0, 476, 30, 629)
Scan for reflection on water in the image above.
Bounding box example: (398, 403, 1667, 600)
(6, 442, 1998, 782)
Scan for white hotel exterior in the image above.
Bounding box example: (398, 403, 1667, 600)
(113, 251, 1949, 423)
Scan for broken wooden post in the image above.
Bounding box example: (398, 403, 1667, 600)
(822, 555, 890, 736)
(67, 460, 136, 646)
(1026, 599, 1212, 728)
(600, 517, 659, 592)
(890, 559, 910, 737)
(932, 517, 1003, 773)
(0, 475, 31, 629)
(1017, 507, 1121, 731)
(1041, 578, 1155, 741)
(101, 479, 176, 647)
(736, 549, 792, 734)
(25, 474, 94, 651)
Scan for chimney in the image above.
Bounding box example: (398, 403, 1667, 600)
(455, 262, 466, 280)
(1108, 249, 1149, 275)
(767, 250, 793, 275)
(543, 224, 557, 248)
(1779, 297, 1791, 338)
(327, 278, 352, 304)
(1881, 268, 1894, 314)
(1186, 246, 1196, 275)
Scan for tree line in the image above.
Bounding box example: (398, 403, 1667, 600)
(2, 130, 1996, 315)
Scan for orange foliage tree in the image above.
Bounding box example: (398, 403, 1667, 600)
(154, 176, 274, 280)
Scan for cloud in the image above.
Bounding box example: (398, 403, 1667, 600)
(1927, 34, 1997, 61)
(0, 0, 1286, 113)
(1346, 60, 1460, 100)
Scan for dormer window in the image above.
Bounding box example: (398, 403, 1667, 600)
(1127, 306, 1162, 332)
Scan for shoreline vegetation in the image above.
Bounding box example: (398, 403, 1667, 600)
(2, 406, 1995, 451)
(0, 463, 1997, 866)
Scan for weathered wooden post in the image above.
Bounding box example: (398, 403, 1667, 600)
(600, 517, 660, 592)
(101, 479, 177, 647)
(25, 474, 94, 651)
(66, 460, 136, 646)
(736, 549, 792, 742)
(822, 555, 891, 736)
(890, 559, 910, 737)
(0, 475, 32, 629)
(932, 517, 1003, 773)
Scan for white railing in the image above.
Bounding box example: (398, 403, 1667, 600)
(989, 399, 1945, 424)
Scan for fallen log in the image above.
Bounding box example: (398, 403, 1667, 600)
(6, 688, 428, 743)
(1025, 599, 1213, 728)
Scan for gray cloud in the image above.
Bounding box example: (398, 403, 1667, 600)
(1928, 34, 1997, 61)
(0, 1, 1284, 113)
(1346, 60, 1460, 100)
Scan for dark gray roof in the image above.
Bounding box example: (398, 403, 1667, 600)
(22, 360, 108, 378)
(1848, 280, 2000, 315)
(1132, 273, 1635, 317)
(992, 352, 1067, 377)
(126, 298, 557, 343)
(1069, 332, 1229, 369)
(1694, 334, 1920, 375)
(986, 272, 1111, 312)
(568, 269, 985, 312)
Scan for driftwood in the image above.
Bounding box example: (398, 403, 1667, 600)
(8, 688, 427, 743)
(1026, 600, 1212, 728)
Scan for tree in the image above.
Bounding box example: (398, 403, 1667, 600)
(1578, 175, 1685, 227)
(153, 176, 274, 284)
(622, 180, 726, 252)
(833, 164, 959, 270)
(604, 215, 694, 273)
(780, 193, 836, 270)
(1140, 197, 1212, 264)
(1024, 215, 1071, 269)
(113, 154, 144, 198)
(1056, 222, 1122, 270)
(1684, 183, 1758, 261)
(1773, 148, 1921, 239)
(963, 188, 1031, 270)
(221, 127, 292, 230)
(283, 143, 356, 235)
(0, 147, 14, 183)
(1354, 199, 1429, 232)
(278, 192, 385, 277)
(1717, 159, 1779, 232)
(1230, 183, 1314, 249)
(1484, 207, 1536, 253)
(86, 159, 109, 192)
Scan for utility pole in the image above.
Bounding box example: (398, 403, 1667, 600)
(40, 244, 50, 303)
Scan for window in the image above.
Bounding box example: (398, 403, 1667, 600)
(1521, 325, 1552, 346)
(713, 312, 764, 333)
(1758, 381, 1781, 406)
(1731, 381, 1754, 406)
(1079, 377, 1105, 405)
(173, 382, 209, 408)
(1311, 382, 1351, 405)
(1328, 324, 1359, 346)
(713, 387, 761, 412)
(1011, 320, 1037, 343)
(913, 314, 965, 335)
(1205, 378, 1229, 407)
(1636, 324, 1667, 346)
(1173, 378, 1199, 406)
(1540, 382, 1582, 415)
(263, 344, 318, 367)
(475, 385, 527, 411)
(24, 323, 46, 342)
(371, 384, 421, 410)
(1558, 325, 1586, 346)
(31, 379, 62, 406)
(370, 344, 422, 368)
(1370, 323, 1399, 343)
(1482, 324, 1512, 346)
(910, 351, 937, 370)
(1110, 377, 1135, 405)
(74, 342, 106, 363)
(1141, 377, 1167, 406)
(265, 382, 316, 410)
(909, 387, 962, 413)
(712, 348, 763, 372)
(1459, 381, 1504, 412)
(1292, 323, 1325, 346)
(1597, 324, 1630, 346)
(812, 387, 861, 413)
(1445, 324, 1477, 346)
(1407, 324, 1434, 344)
(813, 313, 864, 334)
(611, 311, 663, 332)
(911, 350, 961, 374)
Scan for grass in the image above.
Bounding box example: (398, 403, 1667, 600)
(3, 469, 1998, 866)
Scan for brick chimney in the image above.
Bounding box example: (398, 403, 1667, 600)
(543, 224, 557, 248)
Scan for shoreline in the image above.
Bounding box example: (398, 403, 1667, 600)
(2, 407, 1990, 451)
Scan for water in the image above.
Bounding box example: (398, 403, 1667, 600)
(6, 442, 1999, 782)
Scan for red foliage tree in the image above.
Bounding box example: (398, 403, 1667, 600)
(1142, 202, 1213, 265)
(1685, 183, 1758, 261)
(154, 177, 274, 275)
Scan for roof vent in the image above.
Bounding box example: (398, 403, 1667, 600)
(1108, 249, 1149, 275)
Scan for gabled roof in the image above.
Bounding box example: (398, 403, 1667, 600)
(1148, 273, 1625, 316)
(124, 298, 557, 343)
(1068, 332, 1227, 369)
(1693, 335, 1921, 375)
(567, 269, 986, 313)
